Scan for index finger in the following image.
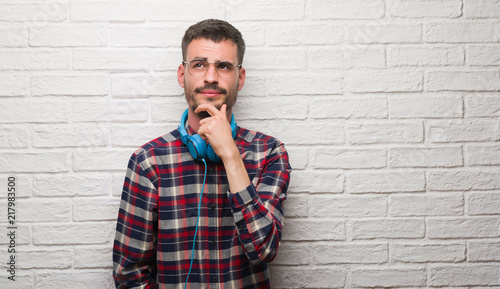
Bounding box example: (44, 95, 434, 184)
(195, 103, 221, 117)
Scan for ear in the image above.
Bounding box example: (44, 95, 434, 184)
(237, 67, 246, 91)
(177, 64, 185, 88)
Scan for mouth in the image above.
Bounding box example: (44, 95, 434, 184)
(195, 85, 227, 98)
(200, 89, 222, 98)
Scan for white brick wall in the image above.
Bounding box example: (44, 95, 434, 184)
(1, 0, 499, 288)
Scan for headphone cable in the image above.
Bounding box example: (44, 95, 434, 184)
(184, 158, 207, 289)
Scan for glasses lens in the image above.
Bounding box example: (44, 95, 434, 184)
(216, 61, 236, 78)
(186, 60, 238, 78)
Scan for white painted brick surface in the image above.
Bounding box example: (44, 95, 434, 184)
(2, 1, 500, 287)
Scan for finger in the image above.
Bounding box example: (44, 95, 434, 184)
(195, 103, 220, 117)
(220, 104, 227, 116)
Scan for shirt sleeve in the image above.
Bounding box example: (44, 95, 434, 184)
(113, 153, 158, 289)
(228, 141, 291, 265)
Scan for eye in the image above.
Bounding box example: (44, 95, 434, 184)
(191, 60, 207, 69)
(217, 61, 234, 71)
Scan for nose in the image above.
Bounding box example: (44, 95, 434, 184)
(204, 62, 219, 83)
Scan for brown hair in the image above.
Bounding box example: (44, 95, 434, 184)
(181, 19, 245, 65)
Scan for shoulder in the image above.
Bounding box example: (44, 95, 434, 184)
(131, 128, 183, 161)
(236, 126, 286, 152)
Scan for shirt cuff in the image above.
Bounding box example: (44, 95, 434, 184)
(227, 183, 259, 209)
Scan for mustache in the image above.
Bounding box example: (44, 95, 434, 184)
(194, 84, 227, 95)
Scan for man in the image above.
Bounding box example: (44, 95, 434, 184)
(113, 19, 291, 288)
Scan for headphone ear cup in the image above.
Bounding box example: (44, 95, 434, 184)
(187, 135, 207, 160)
(206, 144, 220, 162)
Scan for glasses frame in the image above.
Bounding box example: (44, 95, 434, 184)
(182, 59, 242, 79)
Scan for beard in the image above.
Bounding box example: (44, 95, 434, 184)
(185, 83, 237, 119)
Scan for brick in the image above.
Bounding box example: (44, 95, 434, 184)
(73, 197, 120, 221)
(310, 96, 387, 119)
(0, 224, 30, 245)
(311, 243, 388, 264)
(468, 192, 500, 215)
(346, 71, 423, 93)
(290, 170, 344, 193)
(112, 124, 170, 147)
(270, 266, 345, 288)
(0, 174, 32, 198)
(236, 76, 267, 97)
(348, 121, 423, 144)
(18, 199, 71, 222)
(267, 120, 345, 145)
(36, 271, 114, 288)
(0, 49, 70, 70)
(427, 217, 500, 238)
(149, 1, 224, 21)
(284, 219, 345, 241)
(347, 170, 426, 193)
(272, 242, 309, 265)
(425, 22, 496, 43)
(309, 47, 385, 69)
(427, 70, 500, 91)
(0, 26, 28, 47)
(266, 23, 342, 45)
(73, 49, 150, 71)
(429, 265, 500, 286)
(73, 149, 132, 171)
(314, 148, 386, 169)
(389, 95, 463, 118)
(74, 246, 113, 268)
(30, 24, 107, 47)
(32, 73, 108, 96)
(0, 0, 69, 22)
(0, 101, 69, 123)
(282, 193, 308, 218)
(71, 0, 146, 22)
(346, 24, 422, 43)
(426, 119, 500, 142)
(464, 0, 500, 18)
(113, 172, 126, 197)
(0, 73, 29, 96)
(110, 25, 183, 47)
(236, 97, 308, 120)
(268, 74, 342, 95)
(351, 218, 425, 239)
(352, 267, 426, 287)
(0, 152, 70, 173)
(465, 145, 500, 165)
(151, 49, 182, 71)
(34, 174, 110, 197)
(468, 241, 500, 261)
(19, 249, 72, 269)
(428, 169, 500, 191)
(389, 194, 464, 216)
(33, 223, 114, 244)
(245, 49, 306, 70)
(0, 126, 29, 148)
(150, 97, 188, 122)
(0, 271, 33, 288)
(465, 94, 500, 117)
(309, 195, 387, 217)
(389, 147, 463, 168)
(391, 243, 465, 263)
(236, 24, 266, 47)
(284, 147, 308, 170)
(388, 45, 464, 66)
(468, 44, 500, 66)
(387, 0, 463, 18)
(311, 0, 384, 20)
(112, 73, 180, 97)
(226, 0, 305, 21)
(71, 99, 149, 122)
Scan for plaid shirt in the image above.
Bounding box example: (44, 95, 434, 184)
(113, 126, 291, 289)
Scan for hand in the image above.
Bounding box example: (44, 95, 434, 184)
(195, 104, 239, 162)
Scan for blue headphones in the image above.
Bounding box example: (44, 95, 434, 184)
(178, 109, 237, 162)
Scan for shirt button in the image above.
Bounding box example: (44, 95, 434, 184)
(210, 204, 216, 210)
(210, 240, 216, 247)
(212, 276, 218, 282)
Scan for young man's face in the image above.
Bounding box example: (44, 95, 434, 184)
(177, 38, 245, 118)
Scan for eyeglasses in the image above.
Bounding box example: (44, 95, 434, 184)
(182, 59, 242, 79)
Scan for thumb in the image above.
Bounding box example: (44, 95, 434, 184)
(220, 104, 227, 117)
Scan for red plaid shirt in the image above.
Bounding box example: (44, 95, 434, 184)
(113, 126, 291, 288)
